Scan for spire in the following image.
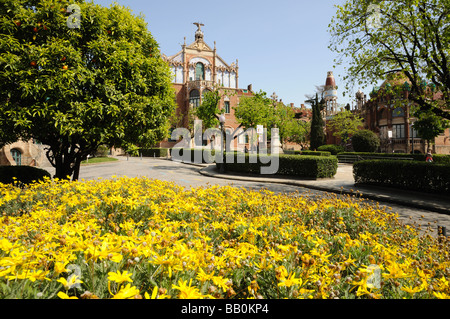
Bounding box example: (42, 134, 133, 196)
(193, 22, 204, 42)
(325, 71, 336, 89)
(186, 23, 212, 51)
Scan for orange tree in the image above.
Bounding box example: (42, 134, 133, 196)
(0, 0, 175, 180)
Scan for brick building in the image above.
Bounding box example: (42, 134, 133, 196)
(158, 23, 255, 151)
(356, 73, 450, 154)
(0, 23, 309, 166)
(0, 140, 50, 167)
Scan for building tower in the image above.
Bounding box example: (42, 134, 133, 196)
(355, 89, 366, 111)
(160, 23, 250, 151)
(324, 71, 338, 117)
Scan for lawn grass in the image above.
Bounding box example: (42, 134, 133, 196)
(81, 157, 119, 165)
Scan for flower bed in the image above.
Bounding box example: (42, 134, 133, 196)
(0, 177, 449, 299)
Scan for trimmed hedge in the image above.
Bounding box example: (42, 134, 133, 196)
(139, 148, 170, 158)
(284, 150, 332, 157)
(217, 154, 338, 179)
(354, 160, 450, 194)
(301, 150, 332, 157)
(317, 144, 345, 155)
(0, 166, 51, 186)
(338, 152, 450, 165)
(432, 154, 450, 165)
(171, 148, 216, 164)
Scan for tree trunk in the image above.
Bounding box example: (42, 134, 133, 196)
(54, 155, 74, 180)
(47, 141, 96, 181)
(72, 157, 82, 181)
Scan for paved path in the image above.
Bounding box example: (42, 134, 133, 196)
(43, 156, 450, 237)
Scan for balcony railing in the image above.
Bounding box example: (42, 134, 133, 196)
(391, 138, 424, 145)
(187, 80, 215, 91)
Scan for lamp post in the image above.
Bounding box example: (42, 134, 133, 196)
(219, 114, 226, 173)
(409, 119, 415, 154)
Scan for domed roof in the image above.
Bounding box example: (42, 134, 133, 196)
(380, 72, 411, 88)
(325, 71, 336, 87)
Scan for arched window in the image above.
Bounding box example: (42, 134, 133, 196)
(189, 89, 200, 108)
(195, 62, 204, 80)
(10, 148, 22, 166)
(392, 107, 405, 117)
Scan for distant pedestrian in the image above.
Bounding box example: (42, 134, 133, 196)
(426, 149, 433, 163)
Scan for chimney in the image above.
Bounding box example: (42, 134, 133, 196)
(247, 84, 252, 92)
(290, 103, 294, 108)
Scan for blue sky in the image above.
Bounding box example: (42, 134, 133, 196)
(93, 0, 358, 108)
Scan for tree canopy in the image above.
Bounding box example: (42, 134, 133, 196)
(329, 0, 450, 120)
(234, 90, 307, 148)
(234, 90, 275, 132)
(327, 109, 364, 145)
(0, 0, 175, 180)
(413, 110, 450, 149)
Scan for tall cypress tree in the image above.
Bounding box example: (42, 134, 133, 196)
(309, 94, 325, 150)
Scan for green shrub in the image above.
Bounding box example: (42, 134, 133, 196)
(338, 152, 450, 164)
(352, 130, 380, 152)
(139, 148, 169, 158)
(317, 144, 345, 155)
(95, 145, 110, 157)
(171, 148, 216, 164)
(0, 166, 51, 186)
(284, 150, 331, 156)
(301, 150, 331, 157)
(283, 150, 300, 155)
(433, 154, 450, 165)
(353, 160, 450, 193)
(217, 154, 338, 179)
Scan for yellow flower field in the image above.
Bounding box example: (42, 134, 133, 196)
(0, 176, 449, 299)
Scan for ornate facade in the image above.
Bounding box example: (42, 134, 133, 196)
(358, 74, 450, 154)
(0, 140, 50, 167)
(159, 23, 253, 150)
